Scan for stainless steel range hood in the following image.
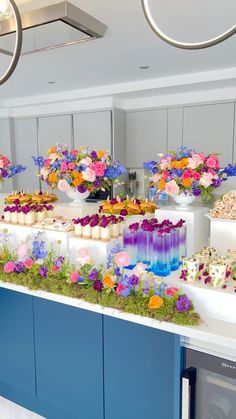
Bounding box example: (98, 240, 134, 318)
(0, 1, 107, 55)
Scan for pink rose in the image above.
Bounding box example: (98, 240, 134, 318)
(4, 261, 15, 273)
(115, 251, 131, 268)
(90, 162, 107, 177)
(206, 155, 220, 170)
(0, 156, 10, 168)
(159, 157, 171, 170)
(165, 287, 179, 296)
(187, 153, 204, 169)
(70, 271, 80, 283)
(44, 159, 51, 168)
(132, 263, 146, 277)
(192, 172, 201, 180)
(162, 170, 169, 181)
(116, 283, 125, 295)
(17, 243, 28, 261)
(182, 169, 194, 180)
(68, 162, 76, 170)
(58, 179, 69, 192)
(165, 179, 180, 196)
(82, 167, 96, 182)
(70, 149, 78, 156)
(23, 258, 34, 269)
(199, 172, 214, 188)
(60, 162, 68, 171)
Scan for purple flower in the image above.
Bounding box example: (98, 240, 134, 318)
(204, 276, 211, 285)
(120, 287, 131, 297)
(199, 263, 204, 271)
(192, 188, 201, 197)
(180, 270, 187, 280)
(93, 279, 103, 292)
(77, 184, 87, 193)
(54, 256, 64, 268)
(114, 266, 121, 277)
(38, 266, 48, 278)
(14, 262, 24, 273)
(176, 295, 191, 312)
(94, 179, 102, 188)
(212, 178, 221, 188)
(226, 270, 231, 278)
(120, 209, 128, 216)
(88, 269, 99, 280)
(90, 151, 97, 159)
(128, 274, 139, 286)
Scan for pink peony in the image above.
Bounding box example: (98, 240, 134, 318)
(82, 167, 96, 182)
(165, 287, 179, 296)
(187, 153, 204, 169)
(60, 162, 68, 171)
(4, 261, 15, 273)
(70, 271, 80, 283)
(68, 162, 76, 170)
(80, 157, 92, 166)
(199, 172, 214, 188)
(58, 179, 69, 192)
(206, 155, 220, 170)
(192, 172, 201, 181)
(90, 162, 107, 177)
(116, 283, 125, 295)
(132, 263, 146, 277)
(17, 243, 28, 261)
(115, 251, 131, 268)
(23, 258, 34, 269)
(165, 179, 180, 196)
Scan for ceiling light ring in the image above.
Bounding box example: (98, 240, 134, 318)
(141, 0, 236, 50)
(0, 0, 22, 86)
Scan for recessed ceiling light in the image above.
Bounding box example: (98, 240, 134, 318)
(48, 81, 56, 84)
(139, 65, 150, 70)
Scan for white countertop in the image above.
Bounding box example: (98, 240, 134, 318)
(0, 280, 236, 361)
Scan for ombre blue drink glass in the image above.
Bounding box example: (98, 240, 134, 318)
(123, 227, 137, 268)
(152, 230, 171, 276)
(179, 224, 187, 260)
(137, 229, 153, 266)
(170, 228, 180, 271)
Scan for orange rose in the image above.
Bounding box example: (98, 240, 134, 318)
(103, 274, 115, 288)
(148, 295, 163, 310)
(73, 174, 83, 186)
(171, 160, 182, 169)
(97, 150, 105, 159)
(48, 146, 56, 154)
(180, 158, 189, 167)
(48, 172, 58, 184)
(158, 179, 166, 190)
(182, 178, 192, 188)
(72, 170, 81, 178)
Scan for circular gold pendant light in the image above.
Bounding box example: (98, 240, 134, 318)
(0, 0, 22, 85)
(141, 0, 236, 49)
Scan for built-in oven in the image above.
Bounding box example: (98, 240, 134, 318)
(182, 349, 236, 419)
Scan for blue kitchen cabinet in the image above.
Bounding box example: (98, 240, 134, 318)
(33, 297, 104, 419)
(104, 316, 182, 419)
(0, 288, 36, 396)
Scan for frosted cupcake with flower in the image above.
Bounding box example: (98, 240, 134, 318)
(144, 147, 236, 202)
(33, 145, 126, 204)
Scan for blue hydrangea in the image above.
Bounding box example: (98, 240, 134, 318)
(32, 156, 44, 168)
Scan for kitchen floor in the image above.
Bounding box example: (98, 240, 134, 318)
(0, 397, 45, 418)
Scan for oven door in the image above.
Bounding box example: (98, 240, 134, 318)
(182, 349, 236, 419)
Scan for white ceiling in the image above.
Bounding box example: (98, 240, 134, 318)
(0, 0, 236, 104)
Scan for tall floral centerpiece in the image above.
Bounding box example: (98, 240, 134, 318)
(144, 147, 236, 208)
(33, 145, 126, 206)
(0, 154, 26, 189)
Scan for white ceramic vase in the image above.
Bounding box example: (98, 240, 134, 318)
(173, 192, 195, 210)
(66, 189, 90, 206)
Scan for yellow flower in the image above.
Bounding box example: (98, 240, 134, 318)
(73, 173, 83, 186)
(158, 179, 166, 190)
(48, 172, 58, 184)
(180, 158, 189, 167)
(148, 295, 163, 310)
(103, 274, 115, 288)
(97, 150, 105, 159)
(48, 146, 56, 154)
(182, 178, 192, 188)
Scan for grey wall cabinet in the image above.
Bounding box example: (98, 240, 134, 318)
(13, 118, 39, 191)
(167, 108, 183, 150)
(126, 109, 168, 168)
(73, 111, 112, 152)
(183, 103, 235, 166)
(38, 115, 72, 155)
(0, 118, 13, 192)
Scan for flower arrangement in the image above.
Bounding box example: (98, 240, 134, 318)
(0, 154, 26, 184)
(0, 232, 200, 326)
(144, 147, 236, 200)
(33, 144, 126, 194)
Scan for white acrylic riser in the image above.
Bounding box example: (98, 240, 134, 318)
(155, 206, 210, 257)
(0, 223, 73, 255)
(208, 216, 236, 254)
(69, 237, 122, 264)
(54, 202, 100, 220)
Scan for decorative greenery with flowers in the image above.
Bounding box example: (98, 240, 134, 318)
(144, 147, 236, 201)
(33, 144, 126, 194)
(0, 230, 200, 326)
(0, 154, 26, 184)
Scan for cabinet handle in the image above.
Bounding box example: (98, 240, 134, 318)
(182, 367, 196, 419)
